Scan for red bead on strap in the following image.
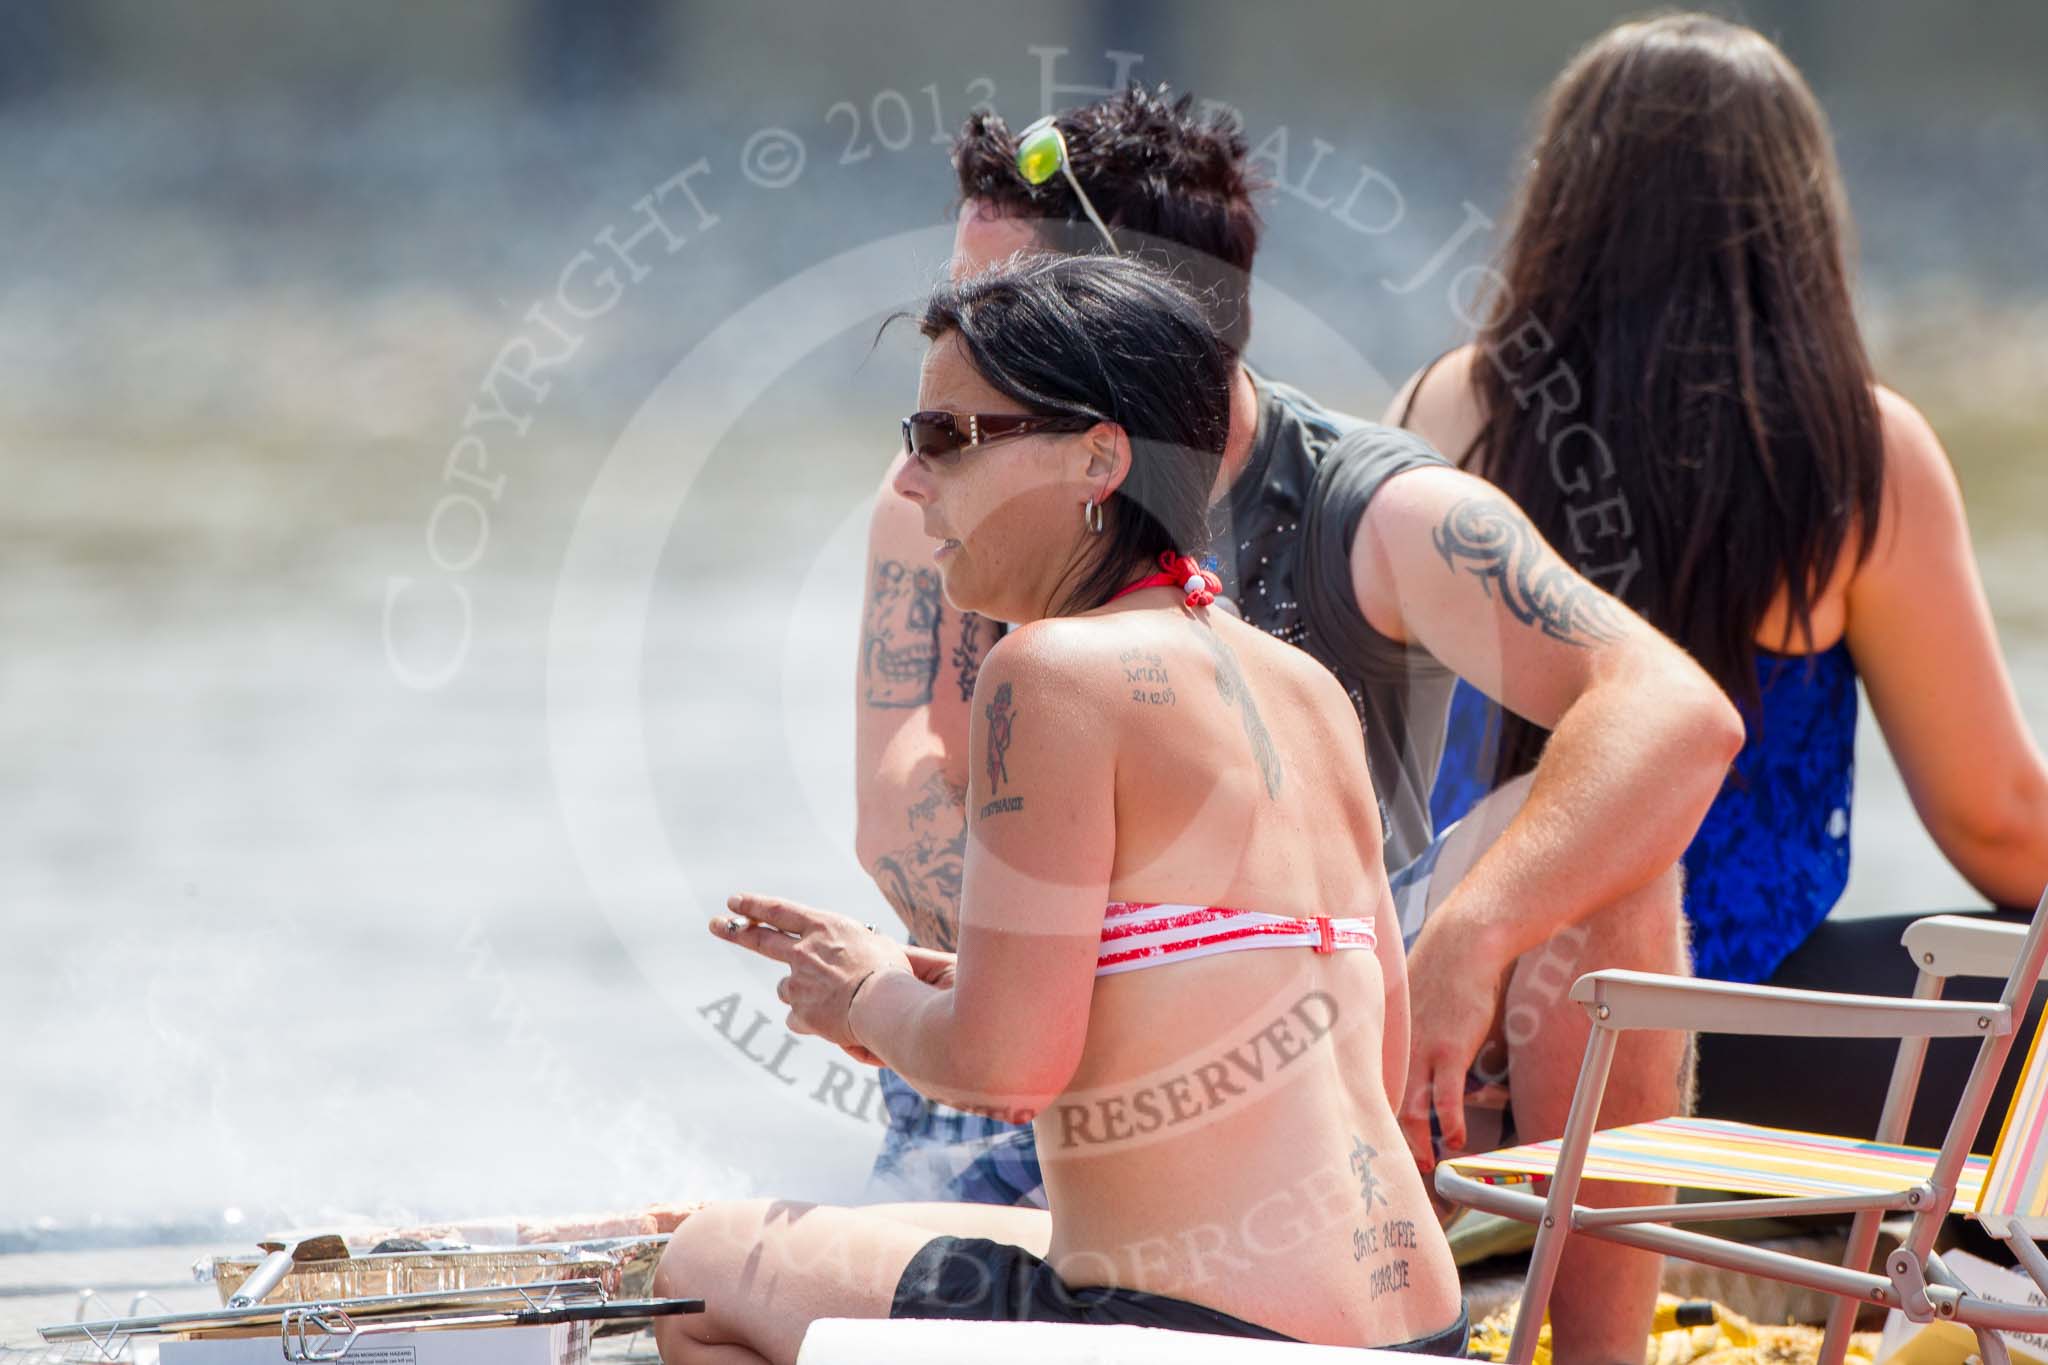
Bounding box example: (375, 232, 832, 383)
(1158, 551, 1223, 609)
(1106, 552, 1224, 608)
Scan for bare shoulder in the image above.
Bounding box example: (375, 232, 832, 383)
(971, 616, 1124, 721)
(1874, 385, 1954, 485)
(1864, 385, 1966, 569)
(1385, 343, 1485, 467)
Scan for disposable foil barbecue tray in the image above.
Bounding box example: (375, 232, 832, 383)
(41, 1278, 702, 1362)
(205, 1237, 665, 1305)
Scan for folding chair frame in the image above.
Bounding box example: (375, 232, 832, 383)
(1435, 893, 2048, 1365)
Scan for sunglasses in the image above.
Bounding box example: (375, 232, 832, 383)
(1015, 116, 1121, 256)
(901, 410, 1094, 467)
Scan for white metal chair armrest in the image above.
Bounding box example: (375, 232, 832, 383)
(1570, 969, 2010, 1038)
(1902, 915, 2030, 982)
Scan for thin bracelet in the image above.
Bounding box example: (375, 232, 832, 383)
(846, 969, 879, 1050)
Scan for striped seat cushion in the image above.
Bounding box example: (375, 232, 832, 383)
(1445, 1115, 1991, 1211)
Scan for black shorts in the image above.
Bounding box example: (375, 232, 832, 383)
(891, 1235, 1469, 1354)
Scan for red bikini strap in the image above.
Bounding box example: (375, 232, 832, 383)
(1106, 553, 1223, 608)
(1157, 552, 1222, 608)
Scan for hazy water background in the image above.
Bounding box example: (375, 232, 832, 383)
(3, 0, 2046, 1264)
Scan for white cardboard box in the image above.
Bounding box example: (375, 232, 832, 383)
(1877, 1249, 2048, 1365)
(157, 1320, 590, 1365)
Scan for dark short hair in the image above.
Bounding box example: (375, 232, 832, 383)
(952, 86, 1264, 354)
(918, 253, 1231, 616)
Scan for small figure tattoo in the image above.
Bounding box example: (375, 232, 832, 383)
(984, 681, 1017, 792)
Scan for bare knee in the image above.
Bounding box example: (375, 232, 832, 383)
(655, 1201, 733, 1296)
(652, 1200, 777, 1362)
(652, 1209, 717, 1362)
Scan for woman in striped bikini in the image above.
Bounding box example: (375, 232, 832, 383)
(652, 253, 1464, 1362)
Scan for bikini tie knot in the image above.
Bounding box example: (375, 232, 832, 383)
(1158, 551, 1222, 609)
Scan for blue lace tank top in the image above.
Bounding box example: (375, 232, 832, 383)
(1428, 642, 1858, 984)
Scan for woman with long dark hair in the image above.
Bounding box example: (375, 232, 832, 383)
(653, 254, 1465, 1362)
(1394, 13, 2048, 1124)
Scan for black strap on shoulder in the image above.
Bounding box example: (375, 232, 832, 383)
(1395, 348, 1459, 428)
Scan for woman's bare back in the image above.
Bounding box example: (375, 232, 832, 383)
(1014, 594, 1463, 1348)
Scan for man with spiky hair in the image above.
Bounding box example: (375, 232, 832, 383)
(852, 86, 1741, 1363)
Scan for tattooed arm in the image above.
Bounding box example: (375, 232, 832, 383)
(1353, 466, 1738, 1154)
(1351, 466, 1744, 962)
(854, 457, 1002, 948)
(849, 625, 1111, 1120)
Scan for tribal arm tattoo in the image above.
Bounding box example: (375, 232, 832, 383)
(861, 558, 943, 707)
(869, 771, 968, 950)
(1430, 496, 1626, 647)
(1202, 630, 1283, 799)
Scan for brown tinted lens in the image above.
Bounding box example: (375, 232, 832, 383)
(906, 413, 963, 461)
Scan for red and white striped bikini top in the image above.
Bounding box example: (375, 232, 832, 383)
(1096, 901, 1378, 977)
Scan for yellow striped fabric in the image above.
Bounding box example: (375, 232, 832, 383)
(1976, 1007, 2048, 1223)
(1446, 1116, 1991, 1210)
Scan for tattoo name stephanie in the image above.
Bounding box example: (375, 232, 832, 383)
(1430, 497, 1624, 647)
(983, 680, 1017, 792)
(871, 771, 967, 950)
(952, 613, 993, 704)
(1119, 647, 1175, 706)
(979, 796, 1023, 818)
(1201, 629, 1283, 798)
(862, 559, 943, 707)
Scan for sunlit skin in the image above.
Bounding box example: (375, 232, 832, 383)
(890, 332, 1127, 623)
(654, 296, 1464, 1361)
(849, 199, 1744, 1365)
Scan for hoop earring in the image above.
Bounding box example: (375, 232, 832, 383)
(1083, 498, 1106, 534)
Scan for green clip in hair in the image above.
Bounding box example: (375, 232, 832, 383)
(1014, 115, 1120, 255)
